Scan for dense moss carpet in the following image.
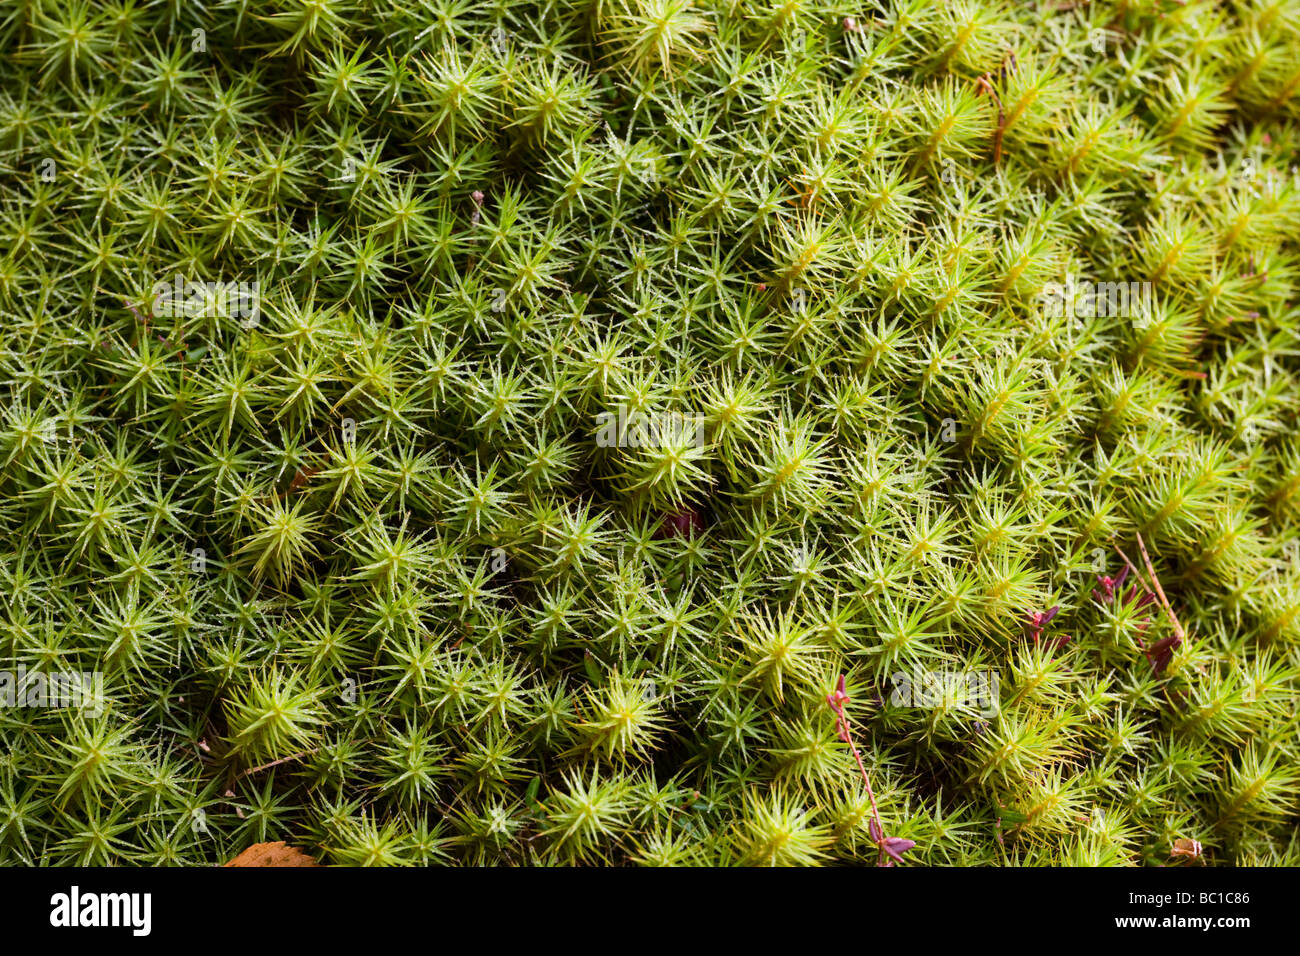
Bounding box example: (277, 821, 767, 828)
(2, 0, 1299, 865)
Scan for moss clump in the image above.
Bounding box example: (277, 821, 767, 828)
(1, 0, 1299, 865)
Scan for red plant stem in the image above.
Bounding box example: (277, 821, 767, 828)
(1135, 532, 1186, 644)
(1114, 542, 1188, 698)
(829, 696, 886, 867)
(1116, 539, 1187, 646)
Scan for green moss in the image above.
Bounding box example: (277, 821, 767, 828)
(1, 0, 1299, 866)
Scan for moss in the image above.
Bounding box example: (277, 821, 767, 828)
(0, 0, 1299, 865)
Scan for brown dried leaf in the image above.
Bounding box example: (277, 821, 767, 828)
(224, 841, 319, 867)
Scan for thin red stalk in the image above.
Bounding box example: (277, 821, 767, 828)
(1113, 545, 1151, 596)
(1135, 532, 1186, 644)
(829, 692, 885, 866)
(1113, 541, 1187, 690)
